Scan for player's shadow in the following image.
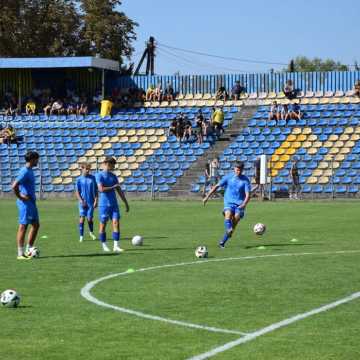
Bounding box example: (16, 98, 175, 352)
(244, 243, 321, 250)
(38, 253, 143, 259)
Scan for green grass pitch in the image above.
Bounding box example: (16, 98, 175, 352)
(1, 199, 360, 360)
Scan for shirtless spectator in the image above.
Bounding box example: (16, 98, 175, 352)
(154, 83, 162, 101)
(50, 99, 64, 115)
(146, 84, 155, 101)
(43, 100, 53, 116)
(164, 83, 174, 102)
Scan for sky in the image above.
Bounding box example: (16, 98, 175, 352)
(121, 0, 360, 75)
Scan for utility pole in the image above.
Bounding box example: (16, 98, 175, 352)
(134, 36, 156, 75)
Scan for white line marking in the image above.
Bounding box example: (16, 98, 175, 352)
(187, 291, 360, 360)
(81, 249, 360, 337)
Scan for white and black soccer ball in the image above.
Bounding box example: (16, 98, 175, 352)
(253, 223, 266, 235)
(195, 246, 208, 258)
(28, 247, 40, 258)
(131, 235, 143, 246)
(0, 289, 21, 308)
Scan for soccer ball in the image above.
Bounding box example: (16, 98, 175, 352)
(0, 289, 21, 308)
(253, 223, 266, 235)
(195, 246, 208, 258)
(131, 235, 143, 246)
(28, 247, 40, 258)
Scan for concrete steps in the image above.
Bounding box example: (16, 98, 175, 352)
(167, 106, 257, 197)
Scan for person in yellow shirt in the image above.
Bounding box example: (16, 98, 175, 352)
(25, 99, 36, 115)
(211, 107, 225, 137)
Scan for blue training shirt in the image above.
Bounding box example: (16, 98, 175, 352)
(76, 175, 98, 206)
(16, 166, 36, 202)
(96, 171, 119, 207)
(219, 173, 251, 206)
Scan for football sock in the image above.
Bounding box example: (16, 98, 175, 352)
(88, 221, 94, 233)
(225, 219, 233, 233)
(99, 232, 106, 243)
(112, 232, 120, 242)
(79, 223, 84, 237)
(17, 247, 24, 257)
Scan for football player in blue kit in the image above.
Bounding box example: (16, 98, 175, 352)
(75, 163, 98, 242)
(203, 162, 251, 248)
(96, 157, 129, 253)
(12, 151, 40, 260)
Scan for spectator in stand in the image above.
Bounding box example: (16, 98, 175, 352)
(93, 90, 103, 108)
(154, 83, 162, 102)
(0, 124, 5, 143)
(50, 99, 64, 115)
(231, 81, 245, 100)
(281, 103, 290, 122)
(354, 80, 360, 97)
(146, 84, 155, 101)
(78, 100, 88, 116)
(268, 101, 280, 121)
(3, 124, 16, 145)
(283, 79, 296, 99)
(182, 117, 193, 142)
(65, 98, 77, 115)
(210, 157, 220, 185)
(211, 107, 225, 137)
(252, 156, 264, 197)
(164, 82, 174, 102)
(290, 102, 302, 120)
(43, 99, 53, 116)
(5, 97, 18, 116)
(290, 158, 300, 199)
(25, 99, 36, 115)
(175, 113, 185, 142)
(215, 85, 228, 101)
(168, 118, 177, 137)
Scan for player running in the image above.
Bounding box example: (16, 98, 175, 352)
(96, 157, 129, 253)
(203, 162, 251, 248)
(75, 163, 98, 242)
(11, 151, 40, 260)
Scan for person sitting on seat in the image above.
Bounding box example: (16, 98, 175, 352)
(283, 79, 297, 99)
(164, 83, 174, 102)
(231, 81, 245, 100)
(146, 84, 155, 101)
(25, 99, 36, 115)
(290, 102, 302, 120)
(154, 83, 162, 102)
(3, 124, 17, 145)
(281, 103, 290, 122)
(215, 85, 228, 101)
(354, 80, 360, 97)
(268, 101, 280, 121)
(50, 99, 64, 115)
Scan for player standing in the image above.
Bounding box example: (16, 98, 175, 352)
(203, 162, 251, 248)
(76, 163, 98, 242)
(96, 157, 129, 253)
(11, 151, 40, 260)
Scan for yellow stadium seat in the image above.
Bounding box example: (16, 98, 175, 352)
(87, 156, 97, 163)
(100, 136, 110, 143)
(302, 141, 312, 148)
(127, 129, 136, 136)
(158, 135, 167, 143)
(148, 136, 157, 143)
(151, 101, 160, 107)
(144, 149, 154, 156)
(339, 147, 350, 154)
(332, 161, 340, 169)
(273, 162, 284, 170)
(53, 177, 63, 184)
(119, 163, 128, 170)
(297, 134, 307, 142)
(113, 169, 121, 176)
(72, 170, 81, 177)
(151, 143, 160, 149)
(102, 143, 111, 150)
(307, 147, 317, 155)
(119, 136, 129, 143)
(184, 93, 194, 100)
(323, 141, 333, 148)
(286, 148, 296, 155)
(318, 162, 328, 169)
(292, 128, 302, 135)
(134, 149, 144, 156)
(137, 155, 146, 163)
(308, 134, 317, 142)
(179, 100, 188, 107)
(160, 101, 168, 108)
(313, 169, 323, 177)
(129, 136, 139, 143)
(127, 156, 136, 163)
(312, 141, 322, 148)
(215, 100, 225, 107)
(145, 129, 155, 136)
(319, 97, 329, 104)
(62, 170, 71, 177)
(129, 163, 139, 170)
(344, 140, 355, 148)
(117, 156, 127, 163)
(328, 134, 338, 142)
(85, 150, 95, 157)
(206, 100, 216, 107)
(155, 129, 165, 136)
(334, 154, 345, 161)
(118, 129, 127, 136)
(98, 156, 105, 163)
(339, 134, 349, 141)
(197, 100, 206, 107)
(224, 100, 234, 106)
(344, 127, 354, 134)
(142, 143, 151, 150)
(93, 143, 102, 150)
(323, 170, 332, 177)
(170, 101, 179, 107)
(287, 134, 297, 142)
(300, 98, 309, 105)
(271, 155, 280, 162)
(350, 134, 360, 141)
(63, 177, 73, 185)
(90, 163, 97, 170)
(280, 154, 290, 162)
(121, 170, 131, 177)
(309, 98, 319, 104)
(328, 97, 340, 104)
(194, 93, 203, 100)
(95, 150, 104, 157)
(355, 127, 360, 134)
(203, 93, 212, 100)
(318, 176, 329, 184)
(109, 136, 119, 143)
(302, 128, 312, 135)
(334, 141, 344, 147)
(282, 141, 291, 148)
(139, 136, 147, 143)
(328, 148, 339, 154)
(137, 129, 146, 136)
(69, 164, 78, 170)
(177, 93, 185, 100)
(274, 148, 285, 155)
(293, 141, 302, 148)
(307, 176, 318, 184)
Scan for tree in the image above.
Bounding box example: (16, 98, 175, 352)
(78, 0, 137, 65)
(286, 56, 349, 72)
(0, 0, 137, 65)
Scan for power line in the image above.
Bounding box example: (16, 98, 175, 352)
(157, 42, 287, 66)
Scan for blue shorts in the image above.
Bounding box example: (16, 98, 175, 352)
(17, 200, 39, 225)
(79, 204, 94, 219)
(223, 203, 245, 218)
(99, 205, 120, 223)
